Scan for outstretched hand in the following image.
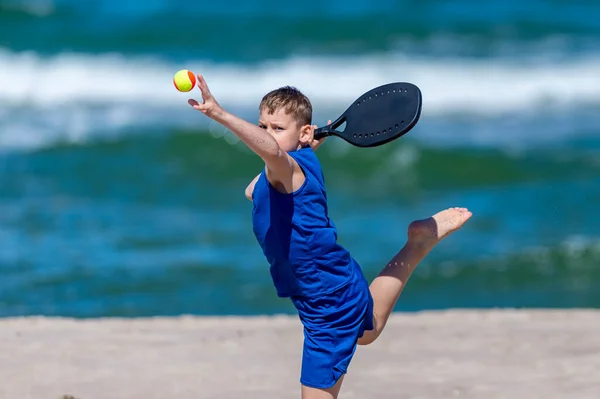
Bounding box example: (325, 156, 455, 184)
(188, 74, 224, 119)
(310, 119, 331, 151)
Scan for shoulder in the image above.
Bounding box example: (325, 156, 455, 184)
(288, 146, 320, 169)
(289, 145, 316, 159)
(289, 146, 325, 184)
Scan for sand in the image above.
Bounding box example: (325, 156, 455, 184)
(1, 309, 599, 399)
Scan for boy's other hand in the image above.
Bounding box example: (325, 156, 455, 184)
(310, 120, 331, 151)
(188, 74, 224, 119)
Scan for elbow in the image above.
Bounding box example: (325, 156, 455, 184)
(255, 137, 288, 170)
(261, 145, 285, 163)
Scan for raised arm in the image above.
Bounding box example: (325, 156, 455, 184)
(189, 74, 292, 184)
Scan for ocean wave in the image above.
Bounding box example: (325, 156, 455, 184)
(1, 48, 599, 150)
(2, 48, 598, 111)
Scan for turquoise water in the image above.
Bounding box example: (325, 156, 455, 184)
(0, 0, 599, 317)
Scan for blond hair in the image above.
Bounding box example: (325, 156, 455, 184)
(259, 86, 312, 126)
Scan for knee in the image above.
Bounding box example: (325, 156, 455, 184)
(357, 330, 378, 346)
(357, 312, 381, 346)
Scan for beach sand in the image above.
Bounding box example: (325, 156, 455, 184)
(1, 309, 599, 399)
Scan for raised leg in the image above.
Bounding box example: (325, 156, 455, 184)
(358, 207, 472, 345)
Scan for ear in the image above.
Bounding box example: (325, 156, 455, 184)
(299, 123, 314, 145)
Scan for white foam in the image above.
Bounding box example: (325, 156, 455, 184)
(1, 48, 599, 113)
(0, 48, 599, 150)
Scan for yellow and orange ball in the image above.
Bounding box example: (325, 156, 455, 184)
(173, 69, 196, 92)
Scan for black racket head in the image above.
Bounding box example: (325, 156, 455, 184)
(321, 82, 422, 147)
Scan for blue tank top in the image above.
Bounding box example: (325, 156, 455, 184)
(251, 146, 356, 298)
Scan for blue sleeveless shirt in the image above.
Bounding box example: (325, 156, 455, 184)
(251, 146, 356, 298)
(251, 146, 375, 389)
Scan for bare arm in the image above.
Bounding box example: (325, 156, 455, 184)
(244, 120, 331, 201)
(213, 111, 292, 177)
(189, 74, 293, 185)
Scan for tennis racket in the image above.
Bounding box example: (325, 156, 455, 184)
(314, 82, 422, 147)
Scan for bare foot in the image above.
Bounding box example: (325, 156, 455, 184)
(407, 207, 472, 252)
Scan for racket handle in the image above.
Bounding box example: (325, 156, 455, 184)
(314, 126, 333, 140)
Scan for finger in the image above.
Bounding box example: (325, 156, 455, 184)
(195, 75, 206, 99)
(188, 98, 207, 112)
(196, 74, 212, 100)
(188, 98, 204, 109)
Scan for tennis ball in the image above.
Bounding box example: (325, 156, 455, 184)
(173, 69, 196, 92)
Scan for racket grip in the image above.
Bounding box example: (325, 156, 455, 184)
(314, 127, 333, 140)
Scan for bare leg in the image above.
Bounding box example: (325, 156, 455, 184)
(301, 376, 345, 399)
(358, 207, 472, 345)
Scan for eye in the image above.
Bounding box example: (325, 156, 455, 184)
(258, 124, 266, 129)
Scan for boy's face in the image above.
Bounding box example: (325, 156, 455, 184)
(258, 107, 312, 152)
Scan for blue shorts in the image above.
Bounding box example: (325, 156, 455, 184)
(292, 274, 374, 389)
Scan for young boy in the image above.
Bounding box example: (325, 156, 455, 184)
(188, 74, 472, 399)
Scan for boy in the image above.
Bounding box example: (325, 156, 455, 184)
(188, 74, 472, 399)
